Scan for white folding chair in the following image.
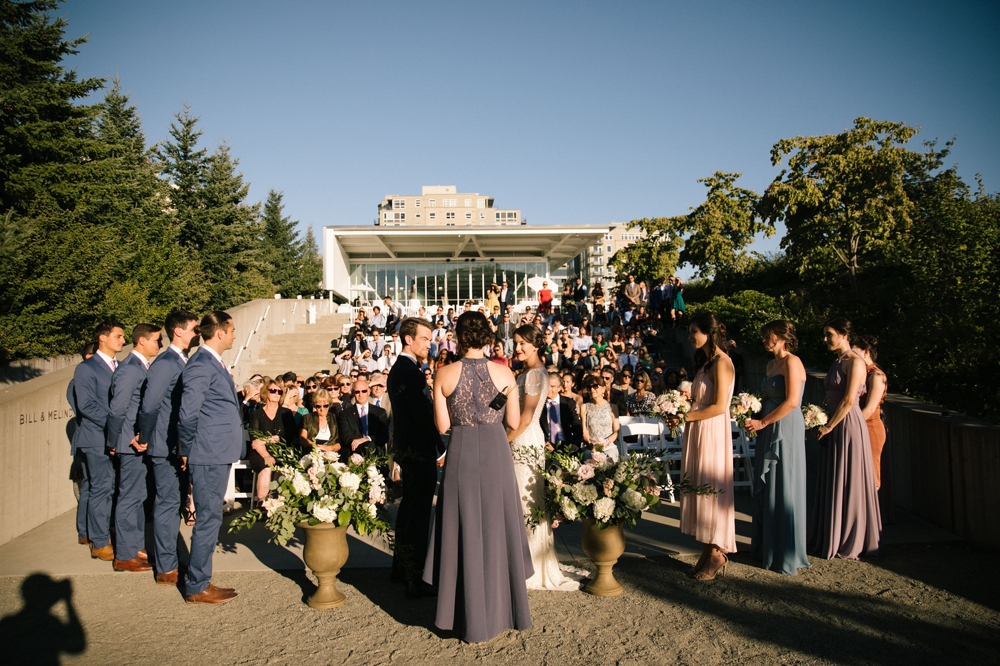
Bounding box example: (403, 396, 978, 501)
(617, 417, 664, 459)
(224, 460, 256, 513)
(731, 420, 754, 490)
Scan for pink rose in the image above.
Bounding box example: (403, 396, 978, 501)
(649, 486, 661, 497)
(577, 464, 595, 480)
(591, 451, 608, 464)
(349, 453, 364, 465)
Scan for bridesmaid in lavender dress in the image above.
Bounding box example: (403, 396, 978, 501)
(424, 312, 533, 643)
(677, 312, 736, 581)
(808, 318, 881, 559)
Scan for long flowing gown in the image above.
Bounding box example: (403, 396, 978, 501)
(862, 364, 887, 490)
(751, 374, 811, 575)
(807, 351, 881, 560)
(424, 357, 533, 643)
(511, 367, 585, 591)
(680, 364, 736, 553)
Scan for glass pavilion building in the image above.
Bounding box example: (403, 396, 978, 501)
(322, 225, 608, 307)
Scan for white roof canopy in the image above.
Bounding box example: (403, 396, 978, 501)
(327, 225, 609, 265)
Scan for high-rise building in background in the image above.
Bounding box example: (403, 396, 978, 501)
(578, 222, 645, 289)
(377, 186, 523, 227)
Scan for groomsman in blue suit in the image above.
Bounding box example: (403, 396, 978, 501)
(106, 323, 162, 573)
(136, 310, 200, 586)
(69, 321, 126, 560)
(178, 311, 242, 604)
(66, 342, 95, 547)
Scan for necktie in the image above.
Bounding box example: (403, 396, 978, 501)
(548, 400, 561, 444)
(111, 358, 118, 371)
(359, 406, 368, 436)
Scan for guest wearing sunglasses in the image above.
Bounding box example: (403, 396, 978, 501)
(247, 377, 298, 502)
(300, 388, 340, 454)
(337, 378, 389, 459)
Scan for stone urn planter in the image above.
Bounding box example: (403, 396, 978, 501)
(580, 518, 626, 597)
(298, 522, 349, 609)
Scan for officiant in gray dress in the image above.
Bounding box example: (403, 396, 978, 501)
(423, 312, 533, 643)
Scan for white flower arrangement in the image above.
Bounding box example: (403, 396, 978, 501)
(802, 404, 829, 430)
(229, 434, 391, 546)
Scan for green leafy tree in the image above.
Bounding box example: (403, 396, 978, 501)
(608, 218, 683, 286)
(758, 118, 925, 290)
(676, 172, 767, 293)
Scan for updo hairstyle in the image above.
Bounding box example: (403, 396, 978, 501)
(513, 324, 545, 350)
(760, 319, 799, 353)
(455, 311, 493, 352)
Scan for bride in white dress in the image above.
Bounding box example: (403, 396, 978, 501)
(506, 326, 585, 591)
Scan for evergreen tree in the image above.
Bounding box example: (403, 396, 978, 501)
(261, 189, 301, 295)
(152, 104, 209, 249)
(198, 144, 274, 307)
(295, 226, 324, 298)
(0, 0, 112, 360)
(93, 78, 208, 324)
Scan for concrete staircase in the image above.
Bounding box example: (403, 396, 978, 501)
(246, 312, 351, 378)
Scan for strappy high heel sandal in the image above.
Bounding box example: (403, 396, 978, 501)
(693, 551, 728, 581)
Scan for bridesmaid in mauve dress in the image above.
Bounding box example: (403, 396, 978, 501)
(678, 312, 736, 580)
(808, 318, 881, 560)
(424, 312, 533, 643)
(745, 320, 811, 575)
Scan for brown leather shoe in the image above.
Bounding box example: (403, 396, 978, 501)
(91, 544, 114, 561)
(137, 549, 148, 562)
(114, 557, 153, 572)
(185, 583, 238, 605)
(78, 537, 90, 546)
(155, 569, 179, 586)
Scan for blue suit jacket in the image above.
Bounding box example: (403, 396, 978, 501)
(136, 348, 186, 458)
(106, 353, 148, 454)
(177, 348, 244, 465)
(69, 355, 114, 451)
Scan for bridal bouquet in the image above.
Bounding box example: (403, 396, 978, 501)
(802, 404, 829, 431)
(229, 435, 391, 546)
(541, 451, 720, 529)
(652, 390, 691, 438)
(731, 392, 763, 438)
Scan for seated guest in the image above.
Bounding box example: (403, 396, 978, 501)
(282, 385, 309, 426)
(248, 378, 299, 502)
(241, 377, 263, 423)
(300, 389, 339, 455)
(370, 306, 387, 332)
(490, 342, 510, 367)
(368, 330, 384, 359)
(337, 378, 389, 458)
(357, 348, 379, 372)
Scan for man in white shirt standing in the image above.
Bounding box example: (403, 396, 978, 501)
(618, 342, 639, 372)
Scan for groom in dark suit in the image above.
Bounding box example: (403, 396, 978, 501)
(177, 312, 243, 604)
(387, 317, 443, 595)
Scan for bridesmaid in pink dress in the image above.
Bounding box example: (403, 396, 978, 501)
(679, 312, 736, 580)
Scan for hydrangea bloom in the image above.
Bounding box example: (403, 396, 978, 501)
(292, 472, 312, 497)
(261, 496, 285, 515)
(559, 496, 579, 521)
(593, 497, 616, 522)
(571, 482, 598, 506)
(339, 472, 362, 494)
(622, 488, 646, 511)
(311, 496, 341, 523)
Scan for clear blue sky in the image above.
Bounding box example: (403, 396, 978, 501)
(62, 0, 999, 275)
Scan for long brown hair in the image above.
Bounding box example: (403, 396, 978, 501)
(690, 312, 727, 375)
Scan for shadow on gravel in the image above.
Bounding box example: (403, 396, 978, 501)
(337, 568, 456, 640)
(625, 556, 997, 665)
(869, 541, 1000, 613)
(0, 573, 86, 664)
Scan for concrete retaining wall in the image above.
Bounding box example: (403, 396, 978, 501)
(0, 298, 318, 546)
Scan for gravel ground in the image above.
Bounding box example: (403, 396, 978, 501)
(1, 541, 997, 666)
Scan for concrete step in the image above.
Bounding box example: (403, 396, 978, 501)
(247, 313, 351, 377)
